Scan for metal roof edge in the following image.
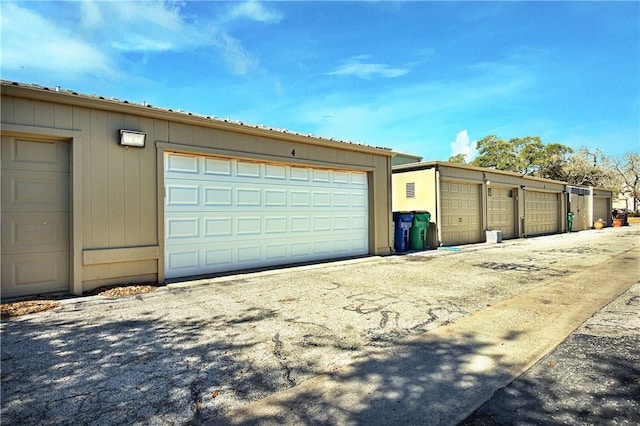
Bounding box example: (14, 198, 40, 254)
(1, 80, 393, 157)
(393, 160, 579, 186)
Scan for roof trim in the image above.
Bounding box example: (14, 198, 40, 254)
(393, 160, 576, 186)
(1, 80, 393, 157)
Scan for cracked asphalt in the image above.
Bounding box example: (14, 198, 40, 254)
(1, 226, 639, 425)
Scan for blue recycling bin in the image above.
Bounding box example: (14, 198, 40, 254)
(393, 212, 414, 252)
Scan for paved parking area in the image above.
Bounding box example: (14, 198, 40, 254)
(1, 226, 639, 425)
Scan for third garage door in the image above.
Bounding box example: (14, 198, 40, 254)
(525, 190, 560, 236)
(164, 152, 369, 279)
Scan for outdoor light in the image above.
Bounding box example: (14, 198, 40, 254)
(119, 129, 146, 147)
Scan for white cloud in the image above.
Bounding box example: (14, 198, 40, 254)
(328, 57, 410, 79)
(211, 32, 259, 76)
(1, 1, 280, 79)
(0, 3, 113, 76)
(79, 1, 196, 52)
(450, 130, 477, 160)
(227, 1, 282, 23)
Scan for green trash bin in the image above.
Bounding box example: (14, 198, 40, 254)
(567, 211, 575, 232)
(409, 212, 431, 250)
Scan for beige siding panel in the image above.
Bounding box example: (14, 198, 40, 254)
(525, 191, 560, 235)
(1, 137, 70, 298)
(440, 180, 482, 245)
(107, 112, 126, 248)
(1, 96, 14, 122)
(487, 187, 516, 239)
(90, 110, 109, 246)
(139, 117, 158, 245)
(34, 100, 55, 128)
(74, 107, 94, 248)
(12, 98, 35, 126)
(54, 103, 73, 129)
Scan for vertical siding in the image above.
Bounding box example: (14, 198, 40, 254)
(2, 92, 393, 290)
(13, 98, 35, 126)
(90, 110, 110, 247)
(74, 107, 93, 248)
(1, 96, 14, 121)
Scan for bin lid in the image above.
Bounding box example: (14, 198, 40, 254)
(413, 212, 431, 222)
(397, 213, 414, 222)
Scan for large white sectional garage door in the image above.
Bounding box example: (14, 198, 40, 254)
(164, 152, 369, 279)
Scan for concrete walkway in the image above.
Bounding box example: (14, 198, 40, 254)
(2, 227, 639, 425)
(223, 248, 639, 425)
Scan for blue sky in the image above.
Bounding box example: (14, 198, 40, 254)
(1, 1, 638, 161)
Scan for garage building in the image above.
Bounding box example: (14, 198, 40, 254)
(1, 81, 394, 298)
(392, 162, 598, 248)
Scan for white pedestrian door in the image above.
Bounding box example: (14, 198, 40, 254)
(164, 152, 369, 279)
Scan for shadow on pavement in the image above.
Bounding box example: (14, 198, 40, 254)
(460, 333, 640, 426)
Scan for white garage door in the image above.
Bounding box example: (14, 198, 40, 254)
(164, 152, 369, 279)
(487, 187, 516, 239)
(525, 191, 559, 236)
(440, 181, 482, 246)
(1, 137, 70, 298)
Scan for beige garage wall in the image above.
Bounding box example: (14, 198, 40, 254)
(1, 83, 393, 294)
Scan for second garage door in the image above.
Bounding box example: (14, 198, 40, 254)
(164, 152, 369, 279)
(525, 191, 560, 236)
(440, 181, 482, 245)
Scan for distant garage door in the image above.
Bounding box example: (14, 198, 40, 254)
(1, 137, 70, 298)
(525, 191, 560, 236)
(487, 187, 516, 239)
(164, 152, 369, 279)
(593, 197, 609, 226)
(440, 181, 481, 245)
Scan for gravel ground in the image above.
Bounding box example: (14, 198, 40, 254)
(1, 226, 638, 425)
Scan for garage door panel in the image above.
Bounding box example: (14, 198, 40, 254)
(2, 212, 69, 253)
(1, 170, 69, 212)
(2, 138, 69, 172)
(525, 191, 559, 235)
(2, 252, 69, 295)
(164, 152, 369, 279)
(440, 181, 481, 246)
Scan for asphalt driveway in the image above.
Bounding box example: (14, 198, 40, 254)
(1, 226, 639, 425)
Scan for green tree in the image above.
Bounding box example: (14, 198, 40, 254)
(447, 153, 467, 164)
(471, 135, 572, 180)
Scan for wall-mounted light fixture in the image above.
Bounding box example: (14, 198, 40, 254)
(485, 179, 491, 186)
(520, 185, 526, 190)
(119, 129, 146, 147)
